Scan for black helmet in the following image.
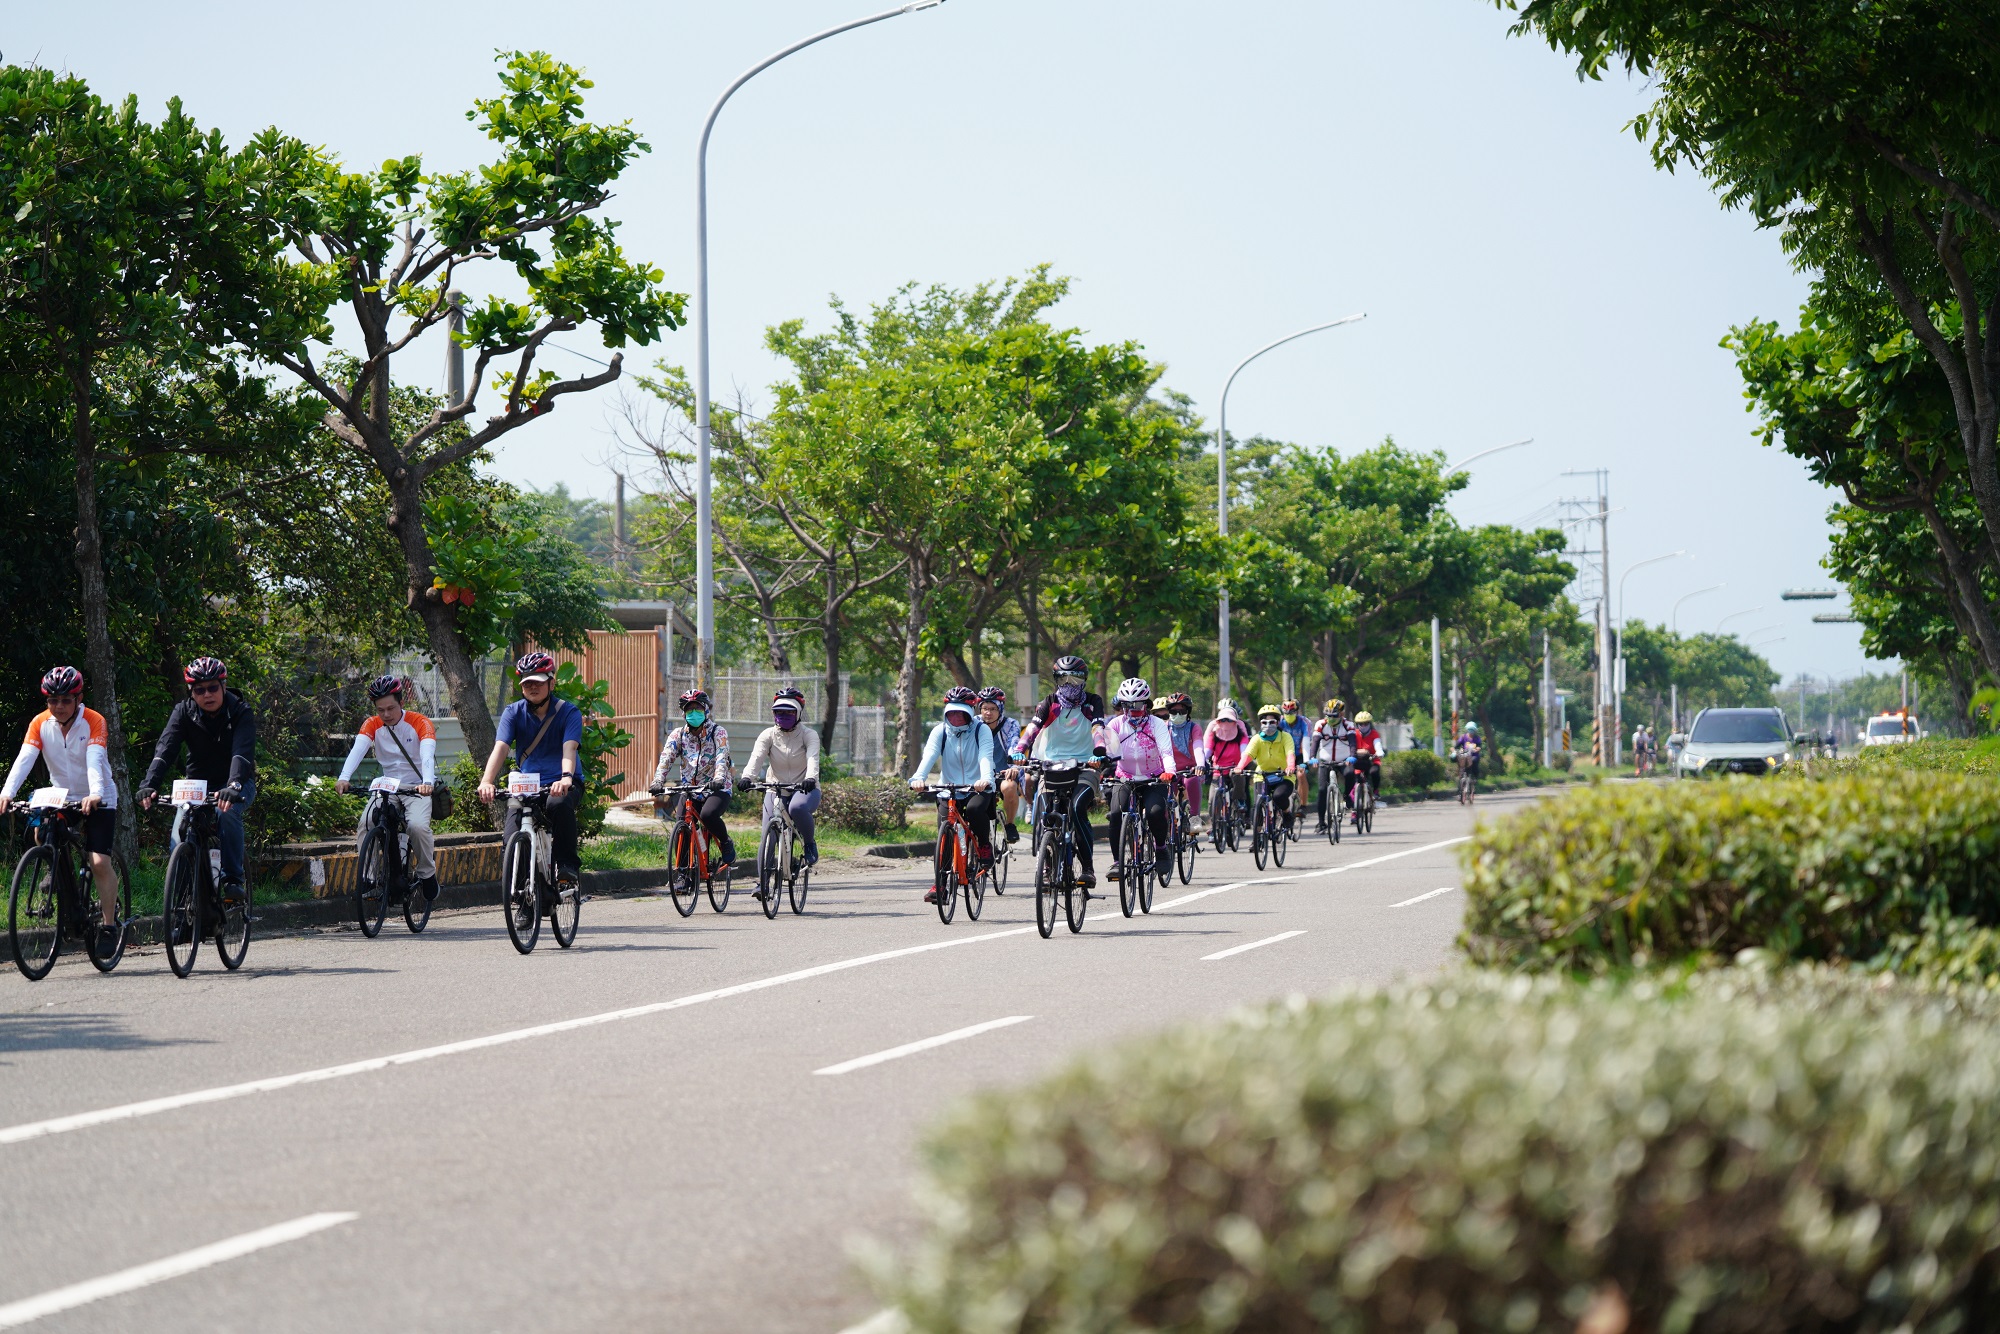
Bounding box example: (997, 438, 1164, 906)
(183, 656, 227, 684)
(367, 673, 405, 702)
(975, 685, 1006, 705)
(1051, 655, 1087, 680)
(40, 665, 83, 697)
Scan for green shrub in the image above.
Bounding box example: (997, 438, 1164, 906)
(873, 970, 2000, 1333)
(1380, 747, 1446, 789)
(1797, 736, 2000, 779)
(433, 752, 494, 834)
(247, 775, 364, 849)
(1459, 773, 2000, 972)
(820, 776, 911, 835)
(1549, 749, 1574, 771)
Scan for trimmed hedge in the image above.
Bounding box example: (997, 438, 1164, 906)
(1800, 736, 2000, 780)
(874, 971, 2000, 1332)
(1380, 747, 1446, 789)
(1459, 773, 2000, 972)
(820, 776, 911, 835)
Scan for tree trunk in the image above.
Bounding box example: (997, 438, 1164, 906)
(389, 475, 498, 783)
(68, 364, 136, 865)
(893, 560, 928, 776)
(1918, 500, 2000, 678)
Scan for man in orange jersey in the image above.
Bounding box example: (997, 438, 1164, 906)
(1, 666, 121, 954)
(336, 673, 440, 899)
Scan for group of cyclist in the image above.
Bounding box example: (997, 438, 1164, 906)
(5, 645, 1413, 954)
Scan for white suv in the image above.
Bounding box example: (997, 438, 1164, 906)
(1675, 707, 1792, 778)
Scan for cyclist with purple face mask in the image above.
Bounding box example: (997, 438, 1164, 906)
(741, 687, 823, 870)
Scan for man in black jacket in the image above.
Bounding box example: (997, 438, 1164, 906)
(139, 656, 256, 900)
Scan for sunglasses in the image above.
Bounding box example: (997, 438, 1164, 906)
(1054, 673, 1085, 685)
(191, 683, 223, 696)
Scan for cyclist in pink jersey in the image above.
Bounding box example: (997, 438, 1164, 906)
(1101, 678, 1177, 882)
(1158, 691, 1205, 829)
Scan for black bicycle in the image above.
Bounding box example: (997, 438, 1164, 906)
(1027, 759, 1094, 938)
(160, 792, 250, 978)
(500, 789, 579, 954)
(1167, 775, 1199, 885)
(1315, 760, 1344, 845)
(7, 800, 133, 980)
(1208, 767, 1247, 855)
(749, 781, 812, 919)
(1349, 755, 1379, 835)
(1110, 776, 1164, 918)
(356, 782, 431, 937)
(1251, 771, 1291, 870)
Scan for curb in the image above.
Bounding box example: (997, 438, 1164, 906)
(862, 840, 934, 859)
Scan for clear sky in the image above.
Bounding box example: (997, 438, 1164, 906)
(13, 0, 1878, 683)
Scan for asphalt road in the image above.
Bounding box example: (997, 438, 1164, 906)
(0, 790, 1530, 1333)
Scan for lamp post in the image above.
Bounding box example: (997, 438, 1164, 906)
(1671, 583, 1724, 635)
(1444, 437, 1533, 477)
(1215, 314, 1366, 699)
(692, 0, 946, 687)
(1611, 551, 1687, 764)
(1716, 606, 1765, 634)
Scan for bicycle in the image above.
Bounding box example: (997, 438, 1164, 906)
(1025, 759, 1092, 938)
(1319, 760, 1344, 846)
(159, 789, 251, 978)
(923, 783, 991, 926)
(1456, 749, 1479, 806)
(656, 783, 734, 917)
(1349, 756, 1378, 835)
(749, 781, 812, 919)
(7, 797, 133, 981)
(356, 778, 431, 938)
(1109, 776, 1165, 918)
(1207, 766, 1247, 855)
(1167, 775, 1199, 885)
(1249, 771, 1291, 870)
(499, 785, 580, 955)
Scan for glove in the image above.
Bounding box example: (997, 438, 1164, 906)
(648, 785, 665, 798)
(217, 784, 243, 804)
(137, 787, 157, 805)
(1092, 745, 1107, 758)
(1008, 751, 1026, 763)
(799, 777, 817, 792)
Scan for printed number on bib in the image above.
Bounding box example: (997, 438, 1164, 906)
(171, 779, 209, 806)
(507, 771, 542, 797)
(369, 776, 402, 794)
(27, 786, 67, 809)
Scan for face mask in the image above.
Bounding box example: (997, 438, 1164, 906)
(774, 709, 800, 732)
(1260, 724, 1279, 739)
(1057, 683, 1084, 707)
(1284, 712, 1297, 723)
(685, 711, 707, 729)
(946, 710, 972, 736)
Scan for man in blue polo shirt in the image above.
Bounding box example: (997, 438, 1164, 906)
(476, 651, 586, 887)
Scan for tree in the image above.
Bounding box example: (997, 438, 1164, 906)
(262, 51, 682, 767)
(1448, 524, 1575, 739)
(0, 66, 315, 835)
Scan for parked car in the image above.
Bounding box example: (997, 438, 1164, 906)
(1862, 712, 1921, 746)
(1675, 707, 1792, 778)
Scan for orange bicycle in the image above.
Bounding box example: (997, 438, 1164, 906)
(655, 783, 734, 916)
(924, 783, 991, 925)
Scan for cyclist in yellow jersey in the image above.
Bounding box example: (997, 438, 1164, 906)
(1232, 703, 1299, 834)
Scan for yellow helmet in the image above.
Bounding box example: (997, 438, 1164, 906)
(1323, 698, 1344, 716)
(1353, 711, 1373, 724)
(1257, 703, 1282, 721)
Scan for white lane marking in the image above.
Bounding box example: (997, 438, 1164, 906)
(0, 927, 1032, 1147)
(0, 1213, 356, 1328)
(1200, 930, 1305, 962)
(1389, 887, 1457, 908)
(814, 1015, 1033, 1076)
(1153, 835, 1471, 912)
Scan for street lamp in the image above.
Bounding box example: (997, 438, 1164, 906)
(1611, 550, 1688, 764)
(692, 0, 947, 686)
(1671, 583, 1724, 635)
(1716, 606, 1764, 634)
(1444, 437, 1534, 476)
(1215, 313, 1366, 698)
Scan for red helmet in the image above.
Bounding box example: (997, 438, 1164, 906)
(40, 666, 83, 697)
(183, 656, 227, 684)
(1162, 691, 1193, 716)
(514, 651, 557, 682)
(679, 689, 711, 712)
(772, 686, 806, 711)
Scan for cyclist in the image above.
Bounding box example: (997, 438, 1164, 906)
(335, 673, 440, 901)
(741, 687, 821, 888)
(1232, 704, 1298, 833)
(477, 652, 585, 891)
(1278, 699, 1311, 811)
(1454, 720, 1483, 790)
(138, 656, 255, 911)
(1308, 698, 1355, 831)
(1102, 678, 1177, 883)
(649, 688, 738, 872)
(1159, 691, 1205, 830)
(1012, 655, 1107, 890)
(976, 686, 1024, 843)
(1204, 699, 1250, 823)
(2, 666, 120, 955)
(1349, 710, 1386, 809)
(910, 685, 996, 904)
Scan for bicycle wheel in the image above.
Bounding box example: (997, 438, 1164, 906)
(1210, 789, 1228, 855)
(355, 825, 389, 938)
(706, 839, 733, 913)
(758, 823, 784, 920)
(1034, 841, 1060, 939)
(1118, 816, 1140, 918)
(502, 831, 539, 954)
(1272, 806, 1289, 867)
(1252, 798, 1269, 870)
(162, 840, 202, 978)
(1328, 787, 1342, 846)
(215, 876, 251, 972)
(668, 821, 700, 917)
(1064, 864, 1088, 934)
(991, 833, 1009, 895)
(1176, 807, 1196, 884)
(88, 852, 134, 973)
(1362, 793, 1375, 835)
(788, 834, 811, 916)
(403, 866, 433, 934)
(1139, 828, 1158, 914)
(936, 866, 958, 926)
(964, 856, 985, 921)
(7, 844, 60, 982)
(549, 873, 580, 949)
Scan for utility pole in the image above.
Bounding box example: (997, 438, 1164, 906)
(613, 472, 628, 576)
(445, 291, 465, 407)
(1558, 470, 1611, 767)
(1431, 617, 1443, 756)
(1541, 629, 1552, 767)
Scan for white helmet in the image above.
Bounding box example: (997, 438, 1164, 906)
(1114, 677, 1152, 707)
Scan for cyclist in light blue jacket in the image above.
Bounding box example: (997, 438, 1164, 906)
(908, 685, 996, 903)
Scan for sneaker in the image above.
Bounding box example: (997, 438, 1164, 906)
(421, 874, 440, 901)
(802, 847, 819, 868)
(754, 886, 772, 902)
(220, 879, 245, 907)
(1106, 863, 1123, 882)
(1005, 822, 1020, 843)
(924, 888, 943, 905)
(94, 922, 121, 958)
(1155, 854, 1172, 879)
(1079, 870, 1096, 890)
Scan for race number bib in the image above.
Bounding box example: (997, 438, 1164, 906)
(369, 776, 402, 794)
(171, 779, 209, 806)
(506, 771, 542, 797)
(27, 786, 67, 809)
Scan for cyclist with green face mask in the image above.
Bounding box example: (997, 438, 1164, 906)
(650, 689, 737, 869)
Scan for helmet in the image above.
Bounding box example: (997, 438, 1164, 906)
(772, 686, 806, 711)
(1282, 699, 1300, 714)
(1051, 655, 1088, 680)
(1114, 677, 1152, 707)
(1257, 703, 1282, 721)
(1324, 698, 1344, 716)
(515, 651, 557, 682)
(678, 689, 711, 712)
(1466, 721, 1481, 734)
(975, 685, 1006, 705)
(40, 666, 83, 697)
(1354, 711, 1373, 725)
(943, 685, 978, 706)
(183, 656, 227, 684)
(366, 673, 405, 702)
(1151, 696, 1168, 712)
(1162, 691, 1193, 715)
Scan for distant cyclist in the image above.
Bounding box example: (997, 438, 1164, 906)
(1012, 655, 1107, 890)
(1101, 678, 1176, 883)
(741, 686, 821, 881)
(478, 652, 586, 891)
(336, 674, 440, 901)
(1454, 720, 1483, 793)
(1349, 710, 1385, 808)
(1203, 698, 1251, 821)
(910, 686, 996, 904)
(1159, 692, 1205, 830)
(976, 686, 1023, 843)
(2, 666, 120, 955)
(1309, 698, 1356, 831)
(1277, 699, 1310, 811)
(139, 656, 256, 908)
(1233, 704, 1298, 833)
(650, 688, 737, 871)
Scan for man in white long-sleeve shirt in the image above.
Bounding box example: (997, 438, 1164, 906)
(335, 674, 439, 898)
(740, 687, 823, 883)
(2, 666, 121, 955)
